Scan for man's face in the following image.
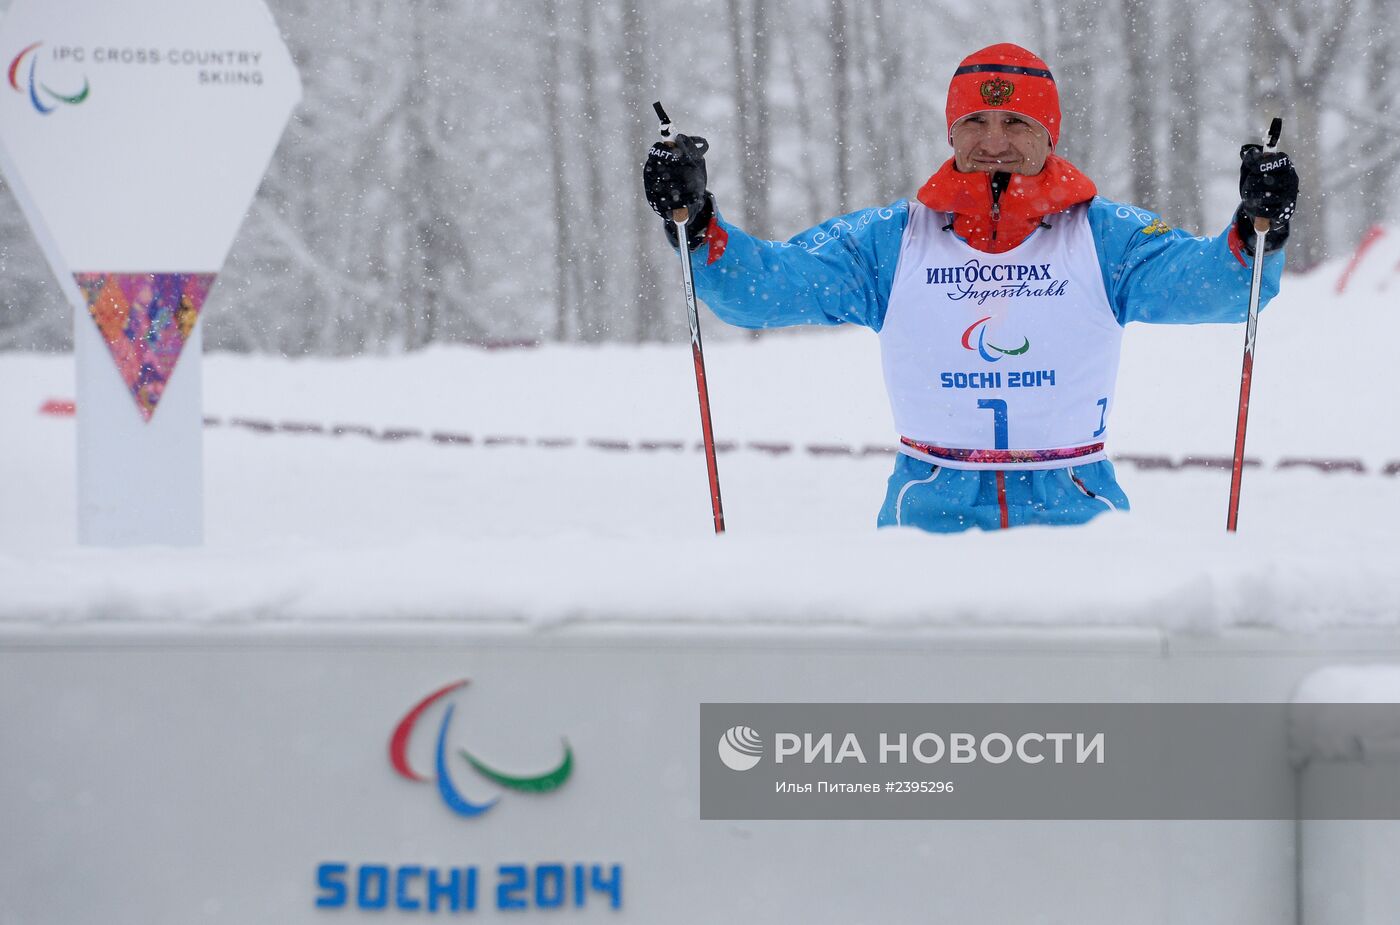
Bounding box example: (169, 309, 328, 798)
(951, 111, 1051, 176)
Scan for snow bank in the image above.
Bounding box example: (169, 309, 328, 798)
(1, 257, 1396, 628)
(1295, 667, 1400, 704)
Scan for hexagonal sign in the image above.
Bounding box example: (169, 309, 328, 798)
(0, 0, 301, 420)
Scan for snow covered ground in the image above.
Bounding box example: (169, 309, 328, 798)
(1, 250, 1397, 628)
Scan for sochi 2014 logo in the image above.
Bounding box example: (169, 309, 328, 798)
(961, 315, 1030, 362)
(388, 679, 572, 819)
(8, 42, 90, 114)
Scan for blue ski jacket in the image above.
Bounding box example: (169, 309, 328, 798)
(686, 195, 1285, 533)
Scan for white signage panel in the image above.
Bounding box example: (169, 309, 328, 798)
(0, 0, 300, 544)
(0, 1, 300, 271)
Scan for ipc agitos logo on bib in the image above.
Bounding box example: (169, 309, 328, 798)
(961, 315, 1029, 362)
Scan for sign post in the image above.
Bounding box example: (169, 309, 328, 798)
(0, 0, 301, 545)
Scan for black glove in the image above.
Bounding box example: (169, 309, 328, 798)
(644, 134, 712, 251)
(660, 192, 714, 252)
(1235, 145, 1298, 254)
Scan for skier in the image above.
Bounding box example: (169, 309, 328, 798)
(642, 43, 1299, 533)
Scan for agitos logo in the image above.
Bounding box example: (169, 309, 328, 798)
(8, 42, 90, 114)
(388, 679, 572, 818)
(961, 315, 1030, 362)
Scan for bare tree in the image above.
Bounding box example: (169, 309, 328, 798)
(1165, 0, 1204, 231)
(867, 0, 912, 201)
(829, 0, 852, 213)
(398, 0, 477, 348)
(725, 0, 774, 237)
(850, 2, 884, 206)
(574, 1, 611, 341)
(618, 1, 669, 343)
(1331, 0, 1399, 251)
(541, 0, 577, 342)
(780, 21, 826, 225)
(1119, 0, 1161, 208)
(1249, 0, 1360, 270)
(1043, 0, 1101, 179)
(0, 183, 65, 350)
(1368, 0, 1400, 213)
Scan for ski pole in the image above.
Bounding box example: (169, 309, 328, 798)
(654, 101, 726, 534)
(1226, 116, 1282, 533)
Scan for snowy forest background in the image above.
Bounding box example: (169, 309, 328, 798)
(0, 0, 1394, 353)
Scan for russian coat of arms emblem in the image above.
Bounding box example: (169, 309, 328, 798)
(980, 77, 1014, 107)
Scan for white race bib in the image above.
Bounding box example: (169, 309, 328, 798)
(880, 201, 1122, 469)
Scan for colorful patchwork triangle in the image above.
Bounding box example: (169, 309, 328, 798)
(73, 273, 216, 421)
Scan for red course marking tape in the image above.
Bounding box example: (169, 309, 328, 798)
(1115, 454, 1176, 470)
(1180, 456, 1262, 470)
(277, 421, 325, 434)
(1277, 458, 1367, 474)
(376, 429, 424, 442)
(34, 401, 1399, 475)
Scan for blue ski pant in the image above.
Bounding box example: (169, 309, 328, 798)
(877, 454, 1130, 533)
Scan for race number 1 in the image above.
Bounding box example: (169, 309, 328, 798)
(977, 399, 1009, 450)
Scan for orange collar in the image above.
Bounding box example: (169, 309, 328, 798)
(915, 155, 1097, 253)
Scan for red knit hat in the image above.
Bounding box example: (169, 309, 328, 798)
(946, 43, 1061, 148)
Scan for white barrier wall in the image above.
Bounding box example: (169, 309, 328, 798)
(3, 623, 1399, 924)
(1294, 666, 1400, 925)
(1301, 815, 1400, 922)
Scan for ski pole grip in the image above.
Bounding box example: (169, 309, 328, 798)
(655, 102, 689, 222)
(1256, 117, 1282, 234)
